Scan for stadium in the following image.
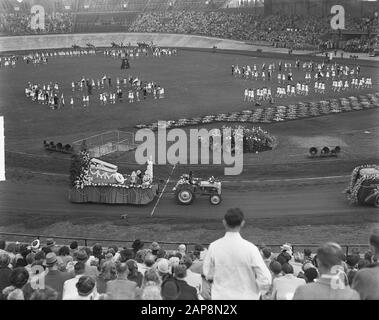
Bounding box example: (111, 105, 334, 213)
(0, 0, 378, 301)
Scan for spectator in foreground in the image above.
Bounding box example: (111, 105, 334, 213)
(271, 263, 306, 300)
(30, 286, 58, 300)
(203, 208, 272, 299)
(96, 259, 116, 294)
(106, 262, 139, 300)
(352, 228, 379, 300)
(66, 276, 101, 300)
(172, 264, 198, 300)
(293, 242, 360, 300)
(62, 262, 86, 300)
(2, 267, 29, 300)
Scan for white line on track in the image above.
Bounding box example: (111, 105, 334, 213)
(150, 164, 176, 217)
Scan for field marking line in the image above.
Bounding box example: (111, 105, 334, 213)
(221, 175, 350, 183)
(150, 164, 176, 217)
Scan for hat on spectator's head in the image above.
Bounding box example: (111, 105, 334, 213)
(45, 252, 57, 267)
(151, 242, 160, 251)
(269, 260, 282, 275)
(31, 239, 40, 251)
(46, 239, 56, 247)
(302, 262, 315, 271)
(280, 243, 293, 255)
(157, 258, 170, 274)
(304, 249, 312, 257)
(161, 279, 181, 300)
(76, 250, 88, 262)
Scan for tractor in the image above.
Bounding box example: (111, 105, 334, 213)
(172, 174, 222, 205)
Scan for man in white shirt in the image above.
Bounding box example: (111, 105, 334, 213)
(271, 263, 305, 300)
(203, 208, 272, 300)
(62, 262, 88, 300)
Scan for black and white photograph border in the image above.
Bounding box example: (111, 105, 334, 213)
(0, 0, 378, 308)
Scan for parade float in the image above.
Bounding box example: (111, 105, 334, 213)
(345, 164, 379, 208)
(68, 149, 158, 205)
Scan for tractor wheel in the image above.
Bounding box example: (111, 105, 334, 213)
(209, 194, 222, 205)
(177, 187, 194, 205)
(374, 194, 379, 208)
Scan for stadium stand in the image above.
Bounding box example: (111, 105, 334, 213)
(0, 225, 378, 300)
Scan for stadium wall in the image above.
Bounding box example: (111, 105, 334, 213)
(0, 32, 262, 52)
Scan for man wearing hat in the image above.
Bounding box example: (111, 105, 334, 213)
(44, 252, 73, 300)
(75, 249, 99, 279)
(46, 238, 58, 255)
(352, 228, 379, 299)
(62, 262, 87, 300)
(293, 242, 360, 300)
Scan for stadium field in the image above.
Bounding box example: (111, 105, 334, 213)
(1, 48, 379, 244)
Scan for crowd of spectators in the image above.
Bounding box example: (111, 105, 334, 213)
(0, 12, 73, 35)
(0, 8, 377, 53)
(0, 208, 378, 300)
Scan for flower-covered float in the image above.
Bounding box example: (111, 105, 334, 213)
(68, 149, 158, 205)
(345, 164, 379, 208)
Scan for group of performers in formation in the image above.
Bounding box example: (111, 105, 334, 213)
(234, 60, 373, 104)
(24, 73, 166, 110)
(1, 49, 96, 68)
(104, 47, 178, 59)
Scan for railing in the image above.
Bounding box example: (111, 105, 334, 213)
(0, 232, 369, 256)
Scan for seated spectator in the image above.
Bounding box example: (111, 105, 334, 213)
(126, 259, 143, 287)
(0, 253, 12, 300)
(24, 252, 35, 277)
(352, 228, 379, 300)
(106, 262, 140, 300)
(132, 239, 145, 255)
(0, 241, 6, 255)
(62, 262, 86, 300)
(190, 244, 206, 274)
(69, 241, 79, 257)
(177, 244, 187, 258)
(75, 249, 99, 278)
(170, 264, 198, 300)
(30, 286, 59, 300)
(293, 242, 360, 300)
(66, 276, 102, 300)
(45, 238, 58, 254)
(150, 242, 161, 256)
(119, 248, 135, 262)
(43, 252, 73, 300)
(261, 247, 272, 268)
(156, 258, 171, 283)
(57, 246, 72, 270)
(2, 267, 29, 300)
(271, 263, 306, 300)
(96, 260, 116, 294)
(182, 255, 202, 298)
